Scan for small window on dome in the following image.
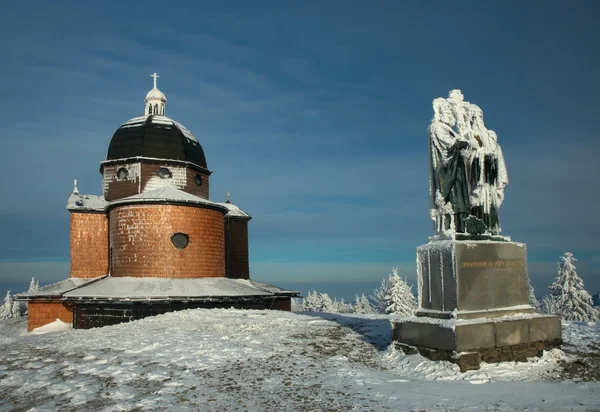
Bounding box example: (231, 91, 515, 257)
(154, 104, 158, 114)
(148, 105, 152, 115)
(171, 233, 189, 249)
(194, 174, 203, 186)
(116, 167, 128, 181)
(157, 167, 172, 179)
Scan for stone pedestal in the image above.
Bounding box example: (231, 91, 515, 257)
(392, 238, 562, 371)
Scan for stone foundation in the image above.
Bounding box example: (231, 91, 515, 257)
(395, 339, 562, 372)
(392, 314, 562, 371)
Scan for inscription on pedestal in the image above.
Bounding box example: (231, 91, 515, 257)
(455, 242, 529, 311)
(417, 240, 533, 318)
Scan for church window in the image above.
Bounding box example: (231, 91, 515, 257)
(157, 167, 172, 179)
(154, 104, 158, 114)
(171, 233, 189, 249)
(194, 174, 203, 186)
(148, 105, 152, 115)
(116, 167, 128, 181)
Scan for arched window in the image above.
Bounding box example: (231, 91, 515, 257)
(148, 105, 152, 115)
(154, 104, 158, 114)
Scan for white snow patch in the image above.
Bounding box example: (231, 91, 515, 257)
(0, 311, 597, 411)
(30, 319, 72, 335)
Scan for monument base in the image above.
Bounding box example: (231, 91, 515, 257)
(391, 314, 562, 372)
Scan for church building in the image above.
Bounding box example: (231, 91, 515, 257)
(18, 74, 298, 331)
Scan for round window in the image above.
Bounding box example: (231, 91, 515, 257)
(157, 167, 172, 179)
(194, 174, 203, 186)
(171, 233, 189, 249)
(116, 167, 128, 181)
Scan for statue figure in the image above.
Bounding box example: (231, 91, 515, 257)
(428, 90, 508, 236)
(428, 97, 471, 234)
(466, 104, 508, 235)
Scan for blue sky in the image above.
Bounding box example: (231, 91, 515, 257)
(0, 0, 599, 299)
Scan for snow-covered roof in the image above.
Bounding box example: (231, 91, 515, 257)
(62, 277, 298, 300)
(100, 156, 210, 173)
(145, 87, 166, 101)
(66, 193, 107, 212)
(216, 202, 252, 219)
(107, 187, 229, 212)
(117, 115, 198, 143)
(16, 277, 106, 299)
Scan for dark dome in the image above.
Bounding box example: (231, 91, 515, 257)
(107, 115, 208, 169)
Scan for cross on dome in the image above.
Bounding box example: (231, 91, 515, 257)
(145, 72, 167, 116)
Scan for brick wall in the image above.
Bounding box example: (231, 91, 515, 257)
(70, 212, 109, 278)
(109, 204, 225, 278)
(103, 162, 209, 201)
(28, 301, 73, 331)
(225, 219, 250, 279)
(103, 163, 141, 201)
(184, 167, 210, 199)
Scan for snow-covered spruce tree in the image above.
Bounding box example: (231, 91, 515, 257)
(291, 297, 305, 312)
(370, 270, 395, 314)
(528, 282, 540, 311)
(384, 269, 417, 316)
(302, 290, 320, 312)
(331, 298, 354, 313)
(353, 293, 374, 314)
(28, 277, 39, 293)
(301, 290, 336, 312)
(548, 252, 598, 321)
(0, 291, 15, 320)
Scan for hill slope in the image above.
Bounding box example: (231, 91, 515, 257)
(0, 309, 599, 411)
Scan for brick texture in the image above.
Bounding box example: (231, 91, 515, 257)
(28, 301, 73, 331)
(184, 167, 210, 199)
(225, 219, 250, 279)
(109, 204, 225, 278)
(70, 212, 109, 278)
(103, 163, 141, 201)
(104, 162, 210, 201)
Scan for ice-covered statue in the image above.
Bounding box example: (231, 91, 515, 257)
(428, 90, 508, 236)
(393, 90, 561, 371)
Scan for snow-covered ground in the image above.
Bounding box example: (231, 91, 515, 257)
(0, 310, 599, 411)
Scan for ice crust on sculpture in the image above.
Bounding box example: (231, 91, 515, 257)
(428, 90, 508, 236)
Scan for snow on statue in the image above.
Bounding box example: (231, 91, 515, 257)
(428, 90, 508, 235)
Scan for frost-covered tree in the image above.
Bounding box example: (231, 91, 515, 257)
(528, 282, 540, 311)
(28, 277, 39, 293)
(370, 270, 395, 314)
(384, 269, 417, 316)
(0, 291, 15, 320)
(291, 297, 304, 312)
(302, 290, 320, 312)
(301, 290, 336, 312)
(353, 293, 374, 314)
(548, 252, 598, 321)
(331, 298, 354, 313)
(540, 294, 559, 315)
